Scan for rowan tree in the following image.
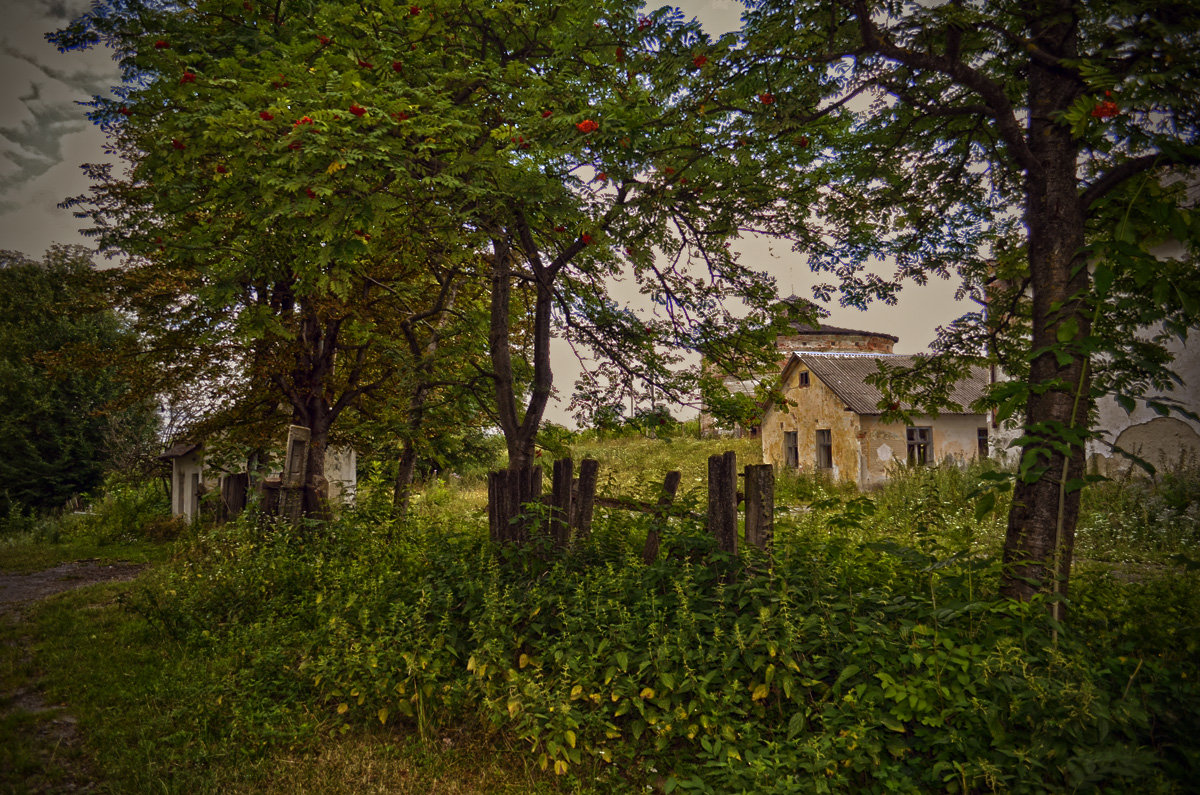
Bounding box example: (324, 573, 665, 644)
(54, 0, 824, 479)
(741, 0, 1200, 604)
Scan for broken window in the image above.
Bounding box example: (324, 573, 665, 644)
(816, 429, 833, 469)
(977, 427, 989, 459)
(906, 426, 933, 465)
(784, 430, 799, 468)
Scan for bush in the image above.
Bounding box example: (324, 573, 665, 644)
(122, 466, 1200, 793)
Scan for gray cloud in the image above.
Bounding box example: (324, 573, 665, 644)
(0, 0, 120, 247)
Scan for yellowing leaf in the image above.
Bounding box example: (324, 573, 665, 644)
(337, 702, 349, 715)
(640, 687, 656, 699)
(751, 683, 770, 701)
(570, 685, 583, 699)
(507, 698, 520, 717)
(519, 653, 531, 668)
(554, 759, 568, 776)
(466, 655, 476, 672)
(326, 160, 347, 175)
(565, 730, 577, 748)
(377, 707, 389, 725)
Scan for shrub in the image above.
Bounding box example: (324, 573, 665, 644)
(123, 472, 1200, 793)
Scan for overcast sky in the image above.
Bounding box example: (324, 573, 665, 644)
(0, 0, 963, 422)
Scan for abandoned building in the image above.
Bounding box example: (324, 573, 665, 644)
(761, 352, 991, 488)
(160, 437, 357, 522)
(699, 322, 900, 438)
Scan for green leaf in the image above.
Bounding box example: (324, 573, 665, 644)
(1056, 316, 1078, 343)
(974, 491, 996, 521)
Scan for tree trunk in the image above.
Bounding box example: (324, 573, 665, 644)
(489, 236, 554, 471)
(393, 436, 419, 516)
(1000, 6, 1089, 607)
(302, 417, 332, 520)
(287, 307, 337, 521)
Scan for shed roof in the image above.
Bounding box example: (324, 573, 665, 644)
(780, 353, 989, 415)
(159, 442, 201, 459)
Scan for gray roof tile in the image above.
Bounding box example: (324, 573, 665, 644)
(788, 353, 989, 415)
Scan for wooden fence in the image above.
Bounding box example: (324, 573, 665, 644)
(487, 450, 774, 562)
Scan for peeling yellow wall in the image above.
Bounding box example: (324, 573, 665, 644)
(764, 369, 989, 487)
(859, 415, 988, 487)
(762, 365, 861, 482)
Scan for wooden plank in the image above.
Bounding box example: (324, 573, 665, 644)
(551, 458, 574, 548)
(487, 470, 503, 542)
(574, 458, 599, 537)
(744, 464, 774, 553)
(642, 470, 682, 565)
(708, 450, 738, 555)
(518, 465, 542, 543)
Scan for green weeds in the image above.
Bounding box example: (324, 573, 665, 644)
(8, 441, 1200, 793)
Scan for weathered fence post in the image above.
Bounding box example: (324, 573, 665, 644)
(218, 473, 249, 523)
(488, 465, 543, 543)
(572, 458, 600, 538)
(642, 470, 682, 564)
(551, 458, 574, 548)
(744, 464, 774, 555)
(707, 450, 738, 554)
(487, 470, 506, 542)
(280, 425, 311, 525)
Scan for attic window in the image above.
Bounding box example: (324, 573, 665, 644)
(798, 371, 810, 387)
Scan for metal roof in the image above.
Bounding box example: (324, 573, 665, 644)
(783, 353, 989, 415)
(159, 442, 201, 459)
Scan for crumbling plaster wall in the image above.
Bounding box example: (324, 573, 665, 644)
(325, 446, 357, 504)
(1088, 237, 1200, 475)
(776, 332, 896, 356)
(762, 365, 862, 482)
(171, 449, 205, 522)
(858, 415, 988, 487)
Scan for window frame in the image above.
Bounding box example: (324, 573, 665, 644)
(906, 426, 933, 466)
(784, 430, 799, 468)
(815, 428, 833, 469)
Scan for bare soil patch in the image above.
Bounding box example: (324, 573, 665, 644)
(0, 560, 146, 619)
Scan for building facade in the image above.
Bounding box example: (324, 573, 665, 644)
(700, 323, 899, 437)
(761, 352, 990, 488)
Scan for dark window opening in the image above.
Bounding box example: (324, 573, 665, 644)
(798, 371, 810, 387)
(816, 429, 833, 469)
(907, 426, 933, 465)
(784, 430, 799, 468)
(977, 427, 989, 459)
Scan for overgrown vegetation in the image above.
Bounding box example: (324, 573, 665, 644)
(7, 441, 1198, 793)
(0, 477, 175, 571)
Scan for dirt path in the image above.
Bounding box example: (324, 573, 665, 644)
(0, 560, 147, 618)
(1, 560, 148, 793)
